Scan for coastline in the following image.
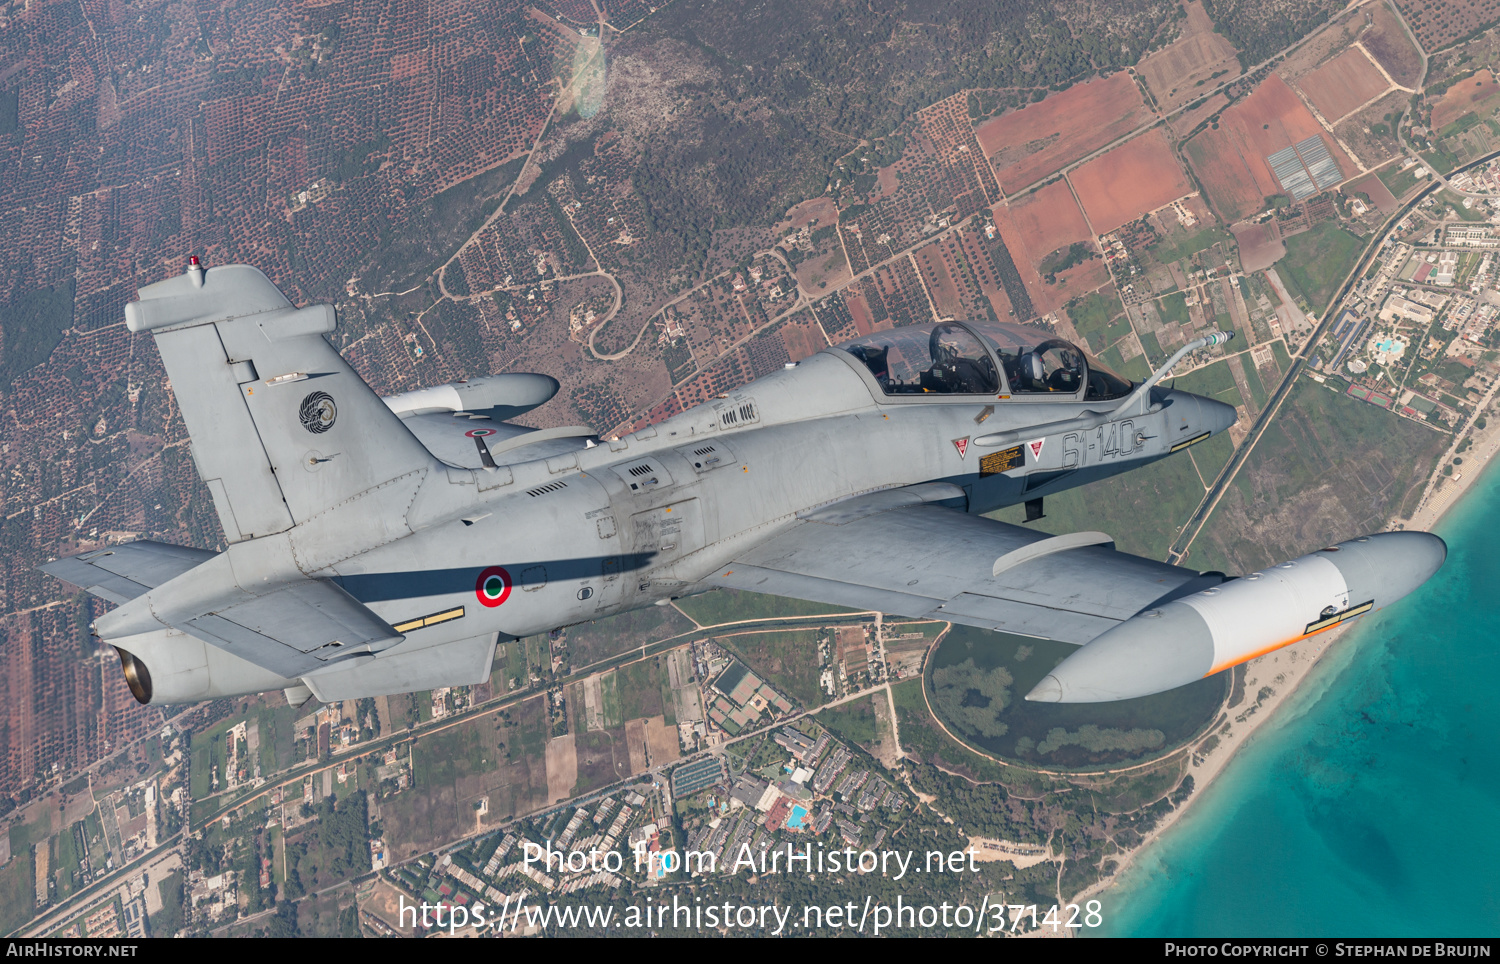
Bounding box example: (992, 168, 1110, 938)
(1066, 404, 1500, 915)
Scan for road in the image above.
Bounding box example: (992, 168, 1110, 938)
(1167, 146, 1500, 564)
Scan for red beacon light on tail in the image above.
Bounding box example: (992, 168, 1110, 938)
(186, 255, 205, 288)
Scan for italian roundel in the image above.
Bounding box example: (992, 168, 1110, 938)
(475, 566, 513, 608)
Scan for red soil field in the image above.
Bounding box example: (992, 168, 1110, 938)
(992, 180, 1093, 264)
(1231, 222, 1285, 273)
(975, 73, 1151, 194)
(1432, 69, 1500, 130)
(1299, 48, 1390, 122)
(846, 290, 876, 336)
(1069, 130, 1195, 234)
(991, 182, 1101, 315)
(1184, 74, 1355, 222)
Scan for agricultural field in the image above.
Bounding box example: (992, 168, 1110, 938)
(991, 180, 1103, 315)
(1069, 130, 1196, 234)
(674, 588, 854, 627)
(1279, 223, 1365, 315)
(381, 697, 552, 858)
(1361, 1, 1424, 88)
(975, 73, 1152, 193)
(563, 605, 696, 669)
(1137, 0, 1242, 113)
(1378, 162, 1432, 200)
(1429, 70, 1499, 129)
(1185, 75, 1354, 221)
(1297, 48, 1391, 122)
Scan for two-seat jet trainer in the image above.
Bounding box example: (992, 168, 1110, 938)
(43, 262, 1446, 706)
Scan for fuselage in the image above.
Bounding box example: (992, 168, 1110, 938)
(329, 332, 1236, 658)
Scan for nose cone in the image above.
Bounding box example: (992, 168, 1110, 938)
(1023, 603, 1217, 703)
(1025, 674, 1063, 703)
(1165, 389, 1237, 438)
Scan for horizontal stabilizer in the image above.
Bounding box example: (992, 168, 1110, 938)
(178, 578, 405, 680)
(41, 542, 216, 604)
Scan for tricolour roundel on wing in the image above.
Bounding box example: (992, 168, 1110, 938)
(465, 428, 497, 438)
(475, 565, 513, 608)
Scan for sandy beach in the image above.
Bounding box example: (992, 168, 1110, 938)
(1068, 396, 1500, 915)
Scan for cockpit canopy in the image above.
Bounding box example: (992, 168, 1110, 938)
(839, 320, 1134, 401)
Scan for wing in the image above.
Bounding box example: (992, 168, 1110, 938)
(41, 542, 217, 605)
(714, 501, 1213, 645)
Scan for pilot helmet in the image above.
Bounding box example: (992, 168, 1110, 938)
(1019, 350, 1047, 385)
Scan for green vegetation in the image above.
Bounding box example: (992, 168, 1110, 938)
(1239, 352, 1269, 408)
(1138, 329, 1166, 367)
(1279, 223, 1363, 315)
(1421, 148, 1459, 175)
(566, 605, 695, 668)
(1441, 190, 1488, 222)
(716, 628, 823, 707)
(1150, 226, 1230, 264)
(889, 678, 1010, 782)
(615, 658, 666, 721)
(284, 792, 370, 895)
(1199, 0, 1343, 69)
(675, 589, 854, 627)
(1191, 377, 1450, 572)
(923, 627, 1223, 769)
(1, 280, 74, 389)
(816, 693, 881, 748)
(0, 87, 17, 135)
(1438, 112, 1482, 139)
(1157, 291, 1191, 328)
(1378, 163, 1428, 199)
(930, 658, 1014, 739)
(1100, 344, 1152, 382)
(598, 671, 623, 728)
(1174, 358, 1243, 407)
(1039, 242, 1094, 281)
(1271, 339, 1292, 372)
(149, 871, 185, 937)
(359, 158, 525, 297)
(1188, 429, 1235, 482)
(0, 845, 35, 933)
(1066, 291, 1121, 352)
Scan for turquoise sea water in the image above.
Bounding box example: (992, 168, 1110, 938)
(1096, 467, 1500, 937)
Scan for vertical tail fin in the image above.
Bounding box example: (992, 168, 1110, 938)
(128, 264, 436, 543)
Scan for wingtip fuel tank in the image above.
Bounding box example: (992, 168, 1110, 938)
(1025, 531, 1447, 703)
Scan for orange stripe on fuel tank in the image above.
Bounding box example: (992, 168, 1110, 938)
(1205, 622, 1339, 676)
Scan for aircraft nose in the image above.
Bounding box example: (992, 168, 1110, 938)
(1165, 389, 1237, 438)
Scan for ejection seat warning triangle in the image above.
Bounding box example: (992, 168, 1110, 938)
(1027, 438, 1045, 460)
(952, 437, 969, 459)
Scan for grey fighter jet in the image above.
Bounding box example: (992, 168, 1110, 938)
(42, 264, 1446, 706)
